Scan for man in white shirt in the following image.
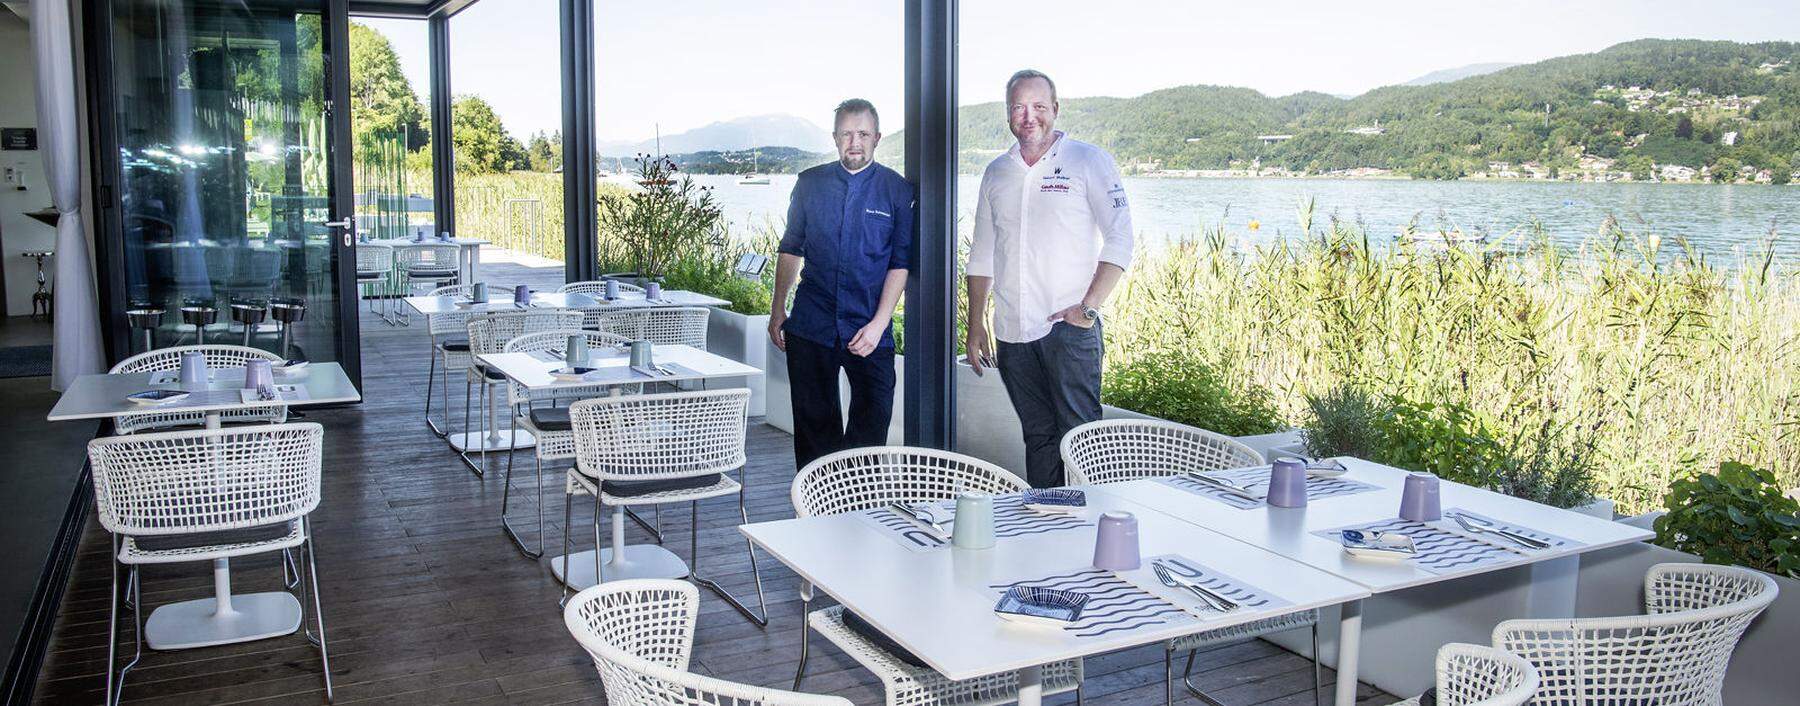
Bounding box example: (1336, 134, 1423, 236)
(966, 69, 1133, 488)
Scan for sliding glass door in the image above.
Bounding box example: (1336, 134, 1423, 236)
(97, 0, 358, 380)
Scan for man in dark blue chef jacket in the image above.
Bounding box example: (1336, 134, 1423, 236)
(769, 99, 915, 470)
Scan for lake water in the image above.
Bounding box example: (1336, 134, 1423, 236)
(689, 173, 1799, 265)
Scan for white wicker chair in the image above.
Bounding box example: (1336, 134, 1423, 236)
(460, 309, 585, 475)
(354, 243, 396, 325)
(562, 389, 767, 626)
(1387, 644, 1539, 706)
(421, 284, 478, 437)
(1494, 562, 1777, 706)
(1060, 419, 1265, 486)
(559, 279, 645, 295)
(87, 424, 331, 705)
(590, 306, 710, 348)
(497, 328, 631, 557)
(1059, 419, 1309, 706)
(565, 579, 850, 706)
(789, 447, 1083, 706)
(396, 243, 461, 298)
(107, 345, 289, 435)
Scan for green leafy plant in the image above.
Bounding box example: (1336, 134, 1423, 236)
(1302, 386, 1381, 460)
(597, 154, 723, 281)
(1655, 461, 1800, 578)
(1102, 353, 1283, 437)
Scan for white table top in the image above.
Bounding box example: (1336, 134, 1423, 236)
(403, 292, 603, 316)
(477, 346, 761, 391)
(1093, 458, 1654, 593)
(47, 363, 361, 422)
(741, 488, 1368, 682)
(603, 290, 732, 308)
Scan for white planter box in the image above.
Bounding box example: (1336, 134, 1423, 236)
(762, 340, 903, 445)
(705, 309, 768, 417)
(1572, 525, 1800, 706)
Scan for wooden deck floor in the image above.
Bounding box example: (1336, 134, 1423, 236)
(32, 260, 1395, 705)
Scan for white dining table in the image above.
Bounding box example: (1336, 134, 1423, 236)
(1091, 457, 1656, 705)
(741, 488, 1370, 706)
(402, 291, 603, 317)
(45, 363, 361, 651)
(478, 346, 762, 585)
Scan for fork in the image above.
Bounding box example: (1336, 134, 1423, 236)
(1449, 513, 1551, 550)
(887, 502, 948, 538)
(1151, 562, 1238, 611)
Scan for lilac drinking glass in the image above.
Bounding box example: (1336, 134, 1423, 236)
(1267, 456, 1309, 508)
(645, 281, 663, 301)
(513, 285, 531, 306)
(1093, 511, 1141, 571)
(178, 351, 209, 387)
(1399, 473, 1443, 522)
(243, 359, 274, 390)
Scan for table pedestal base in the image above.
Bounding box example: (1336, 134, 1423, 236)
(145, 591, 301, 650)
(549, 545, 688, 590)
(447, 429, 535, 453)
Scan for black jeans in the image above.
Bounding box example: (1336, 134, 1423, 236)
(785, 334, 896, 470)
(996, 321, 1104, 488)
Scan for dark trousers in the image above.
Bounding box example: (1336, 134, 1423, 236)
(785, 334, 896, 470)
(997, 321, 1104, 488)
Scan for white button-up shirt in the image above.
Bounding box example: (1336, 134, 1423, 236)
(968, 131, 1134, 343)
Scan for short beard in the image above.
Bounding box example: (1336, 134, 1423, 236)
(839, 154, 870, 171)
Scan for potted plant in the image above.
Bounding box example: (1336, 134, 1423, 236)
(598, 153, 722, 286)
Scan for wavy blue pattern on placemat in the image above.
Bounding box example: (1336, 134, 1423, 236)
(857, 496, 1093, 552)
(989, 568, 1190, 638)
(1157, 467, 1380, 510)
(1315, 508, 1575, 574)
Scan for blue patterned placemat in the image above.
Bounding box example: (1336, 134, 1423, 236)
(986, 554, 1290, 639)
(1313, 508, 1579, 574)
(857, 495, 1093, 552)
(1156, 466, 1380, 510)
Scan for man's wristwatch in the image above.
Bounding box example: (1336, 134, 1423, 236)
(1080, 304, 1100, 322)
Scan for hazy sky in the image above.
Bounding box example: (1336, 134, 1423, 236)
(365, 0, 1800, 143)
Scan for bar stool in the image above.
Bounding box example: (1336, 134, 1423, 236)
(229, 300, 268, 347)
(179, 299, 218, 345)
(270, 297, 307, 360)
(126, 305, 165, 354)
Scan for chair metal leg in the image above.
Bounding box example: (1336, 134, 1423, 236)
(500, 417, 544, 558)
(792, 588, 813, 689)
(1164, 646, 1174, 706)
(424, 350, 443, 436)
(594, 495, 606, 585)
(105, 537, 118, 706)
(301, 524, 334, 701)
(559, 488, 576, 606)
(1180, 648, 1229, 706)
(457, 377, 486, 477)
(282, 548, 300, 589)
(687, 472, 769, 627)
(624, 506, 664, 544)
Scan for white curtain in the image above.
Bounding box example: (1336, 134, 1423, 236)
(32, 0, 104, 390)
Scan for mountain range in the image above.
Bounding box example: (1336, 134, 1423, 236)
(598, 114, 834, 158)
(1401, 62, 1521, 86)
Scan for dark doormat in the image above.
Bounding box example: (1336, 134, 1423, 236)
(0, 346, 53, 379)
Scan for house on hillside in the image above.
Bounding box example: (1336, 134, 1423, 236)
(1660, 164, 1697, 182)
(1722, 131, 1739, 146)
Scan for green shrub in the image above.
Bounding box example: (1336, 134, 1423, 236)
(1655, 461, 1800, 578)
(1303, 386, 1599, 508)
(1102, 353, 1283, 437)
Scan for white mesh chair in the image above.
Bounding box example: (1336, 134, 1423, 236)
(497, 328, 631, 558)
(461, 309, 585, 475)
(561, 389, 767, 626)
(108, 345, 289, 435)
(87, 424, 331, 705)
(559, 279, 645, 295)
(1059, 419, 1309, 706)
(1060, 419, 1265, 486)
(396, 243, 461, 299)
(591, 306, 710, 348)
(789, 447, 1084, 706)
(354, 243, 396, 325)
(565, 579, 850, 706)
(421, 284, 478, 437)
(1494, 562, 1777, 706)
(1387, 644, 1539, 706)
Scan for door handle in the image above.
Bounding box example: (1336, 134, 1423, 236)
(322, 219, 353, 228)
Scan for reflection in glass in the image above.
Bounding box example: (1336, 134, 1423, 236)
(110, 0, 340, 361)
